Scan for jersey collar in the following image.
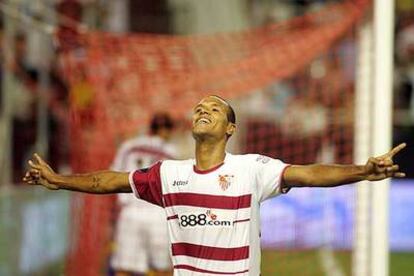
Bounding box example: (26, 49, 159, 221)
(193, 152, 229, 174)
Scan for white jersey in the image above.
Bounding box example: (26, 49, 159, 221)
(129, 153, 290, 275)
(112, 135, 176, 208)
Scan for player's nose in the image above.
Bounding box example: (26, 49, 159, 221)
(200, 108, 210, 115)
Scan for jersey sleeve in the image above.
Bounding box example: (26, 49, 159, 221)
(128, 161, 164, 207)
(252, 155, 291, 202)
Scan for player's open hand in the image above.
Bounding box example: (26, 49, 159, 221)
(364, 143, 406, 181)
(22, 153, 59, 190)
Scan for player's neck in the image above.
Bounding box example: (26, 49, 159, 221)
(195, 140, 226, 171)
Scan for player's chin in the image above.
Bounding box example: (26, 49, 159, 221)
(193, 123, 209, 132)
(192, 127, 212, 139)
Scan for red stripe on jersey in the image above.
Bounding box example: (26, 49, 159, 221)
(174, 264, 249, 275)
(164, 193, 251, 209)
(167, 214, 178, 220)
(172, 242, 249, 261)
(233, 218, 250, 224)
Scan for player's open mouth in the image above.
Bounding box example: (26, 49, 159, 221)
(196, 117, 212, 125)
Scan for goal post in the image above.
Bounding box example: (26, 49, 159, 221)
(371, 0, 395, 275)
(353, 17, 374, 276)
(353, 0, 395, 275)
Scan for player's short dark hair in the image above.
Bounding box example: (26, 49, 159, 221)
(150, 112, 174, 134)
(211, 95, 236, 124)
(227, 105, 236, 124)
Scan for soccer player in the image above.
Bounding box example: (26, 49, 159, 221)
(111, 113, 176, 276)
(24, 95, 406, 276)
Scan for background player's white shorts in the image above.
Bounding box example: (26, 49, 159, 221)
(111, 206, 171, 273)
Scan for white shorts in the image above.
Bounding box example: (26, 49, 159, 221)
(111, 205, 171, 273)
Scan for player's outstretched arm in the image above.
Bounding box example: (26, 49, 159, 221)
(23, 153, 132, 194)
(282, 143, 406, 188)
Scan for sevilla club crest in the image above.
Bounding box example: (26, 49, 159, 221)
(218, 174, 234, 191)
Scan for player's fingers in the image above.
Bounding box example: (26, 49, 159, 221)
(24, 177, 37, 185)
(29, 169, 40, 176)
(383, 166, 404, 178)
(28, 160, 41, 170)
(369, 158, 387, 173)
(375, 166, 386, 174)
(33, 153, 44, 165)
(386, 165, 399, 173)
(23, 170, 32, 179)
(394, 172, 406, 178)
(23, 171, 35, 179)
(378, 158, 393, 167)
(387, 143, 406, 157)
(28, 180, 38, 185)
(368, 157, 381, 165)
(29, 168, 39, 173)
(28, 174, 40, 180)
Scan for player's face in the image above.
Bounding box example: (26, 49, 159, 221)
(191, 96, 234, 140)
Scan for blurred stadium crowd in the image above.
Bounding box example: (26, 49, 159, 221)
(4, 30, 70, 183)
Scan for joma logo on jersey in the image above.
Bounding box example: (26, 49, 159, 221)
(173, 180, 188, 186)
(179, 210, 231, 228)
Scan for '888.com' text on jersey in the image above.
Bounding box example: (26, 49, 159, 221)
(178, 209, 233, 228)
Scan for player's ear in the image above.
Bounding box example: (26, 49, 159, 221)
(226, 123, 236, 137)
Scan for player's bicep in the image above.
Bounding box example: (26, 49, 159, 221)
(282, 165, 312, 188)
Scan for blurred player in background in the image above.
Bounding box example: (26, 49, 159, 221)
(111, 113, 176, 276)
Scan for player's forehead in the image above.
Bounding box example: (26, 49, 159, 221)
(194, 96, 228, 109)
